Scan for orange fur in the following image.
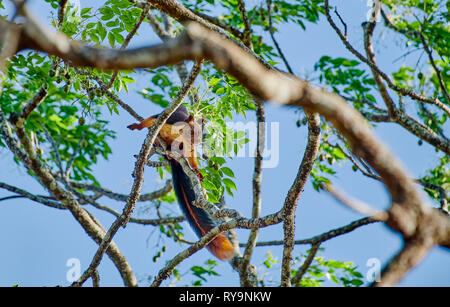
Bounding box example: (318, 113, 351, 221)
(127, 116, 203, 180)
(207, 234, 235, 261)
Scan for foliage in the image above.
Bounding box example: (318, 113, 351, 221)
(259, 249, 364, 287)
(0, 51, 115, 183)
(190, 259, 219, 286)
(0, 0, 448, 286)
(421, 155, 450, 210)
(293, 250, 364, 287)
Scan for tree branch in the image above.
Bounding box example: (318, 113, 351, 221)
(237, 0, 253, 49)
(0, 181, 64, 209)
(375, 236, 434, 287)
(281, 112, 320, 287)
(105, 3, 150, 90)
(240, 99, 265, 286)
(266, 0, 294, 74)
(322, 183, 388, 221)
(291, 242, 320, 286)
(69, 179, 172, 202)
(241, 216, 379, 247)
(5, 8, 450, 285)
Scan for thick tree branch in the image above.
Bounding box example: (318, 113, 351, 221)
(375, 236, 434, 287)
(281, 113, 320, 287)
(240, 99, 265, 287)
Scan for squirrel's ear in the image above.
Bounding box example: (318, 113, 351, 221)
(185, 114, 194, 123)
(196, 118, 206, 125)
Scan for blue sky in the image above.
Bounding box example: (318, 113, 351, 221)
(0, 0, 448, 286)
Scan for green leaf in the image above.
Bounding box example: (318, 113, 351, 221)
(113, 32, 125, 44)
(108, 32, 115, 47)
(80, 7, 92, 17)
(96, 22, 107, 41)
(221, 167, 235, 178)
(209, 78, 221, 86)
(223, 178, 237, 190)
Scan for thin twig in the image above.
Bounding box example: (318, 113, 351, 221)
(18, 0, 68, 120)
(237, 0, 253, 49)
(65, 130, 86, 177)
(40, 123, 65, 179)
(418, 31, 450, 103)
(187, 9, 245, 41)
(57, 0, 68, 28)
(105, 4, 150, 90)
(291, 242, 320, 286)
(239, 217, 379, 247)
(334, 7, 347, 39)
(266, 0, 293, 74)
(68, 179, 172, 202)
(91, 269, 100, 287)
(322, 183, 388, 221)
(417, 180, 448, 214)
(0, 181, 64, 209)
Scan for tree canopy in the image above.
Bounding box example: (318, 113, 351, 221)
(0, 0, 448, 287)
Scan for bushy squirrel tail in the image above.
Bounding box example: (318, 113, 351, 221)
(169, 159, 234, 260)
